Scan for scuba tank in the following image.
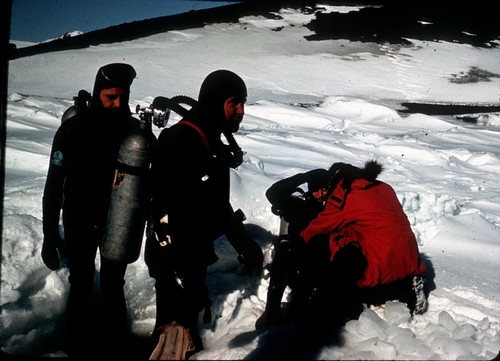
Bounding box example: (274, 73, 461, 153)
(61, 90, 91, 123)
(101, 103, 169, 263)
(60, 90, 170, 263)
(101, 120, 153, 263)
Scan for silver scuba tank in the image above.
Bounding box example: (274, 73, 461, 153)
(61, 90, 91, 123)
(101, 118, 155, 263)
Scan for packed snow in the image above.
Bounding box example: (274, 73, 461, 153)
(2, 4, 500, 360)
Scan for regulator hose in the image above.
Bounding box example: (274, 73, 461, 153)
(152, 95, 245, 168)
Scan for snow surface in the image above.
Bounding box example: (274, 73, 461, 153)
(2, 4, 500, 360)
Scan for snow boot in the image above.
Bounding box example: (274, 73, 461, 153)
(255, 283, 283, 329)
(412, 276, 428, 315)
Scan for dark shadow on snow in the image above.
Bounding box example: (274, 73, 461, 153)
(228, 322, 345, 360)
(421, 253, 436, 300)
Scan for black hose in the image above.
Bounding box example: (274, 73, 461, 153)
(153, 94, 245, 168)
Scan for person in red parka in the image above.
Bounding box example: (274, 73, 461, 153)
(301, 160, 428, 324)
(256, 160, 427, 332)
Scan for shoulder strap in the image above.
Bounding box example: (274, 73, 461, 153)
(179, 120, 210, 152)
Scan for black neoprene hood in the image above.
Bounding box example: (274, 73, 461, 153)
(92, 63, 137, 98)
(198, 69, 247, 107)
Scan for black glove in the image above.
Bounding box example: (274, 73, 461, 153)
(270, 204, 282, 216)
(239, 239, 264, 276)
(226, 209, 264, 276)
(41, 233, 65, 271)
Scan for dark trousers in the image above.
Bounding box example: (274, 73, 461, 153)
(267, 237, 420, 328)
(359, 276, 418, 313)
(151, 268, 207, 350)
(265, 238, 366, 326)
(319, 243, 419, 321)
(65, 224, 128, 357)
(146, 235, 209, 350)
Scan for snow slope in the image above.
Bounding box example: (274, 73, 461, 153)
(2, 3, 500, 360)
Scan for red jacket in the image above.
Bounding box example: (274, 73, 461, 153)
(301, 178, 426, 288)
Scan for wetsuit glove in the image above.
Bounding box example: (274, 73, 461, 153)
(41, 233, 64, 271)
(226, 209, 264, 276)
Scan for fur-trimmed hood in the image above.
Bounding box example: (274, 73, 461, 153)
(327, 160, 384, 209)
(329, 159, 383, 182)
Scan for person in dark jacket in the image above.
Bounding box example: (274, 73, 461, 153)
(41, 63, 141, 357)
(256, 160, 428, 331)
(255, 168, 331, 329)
(146, 69, 260, 358)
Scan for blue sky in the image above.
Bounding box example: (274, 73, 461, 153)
(9, 0, 235, 43)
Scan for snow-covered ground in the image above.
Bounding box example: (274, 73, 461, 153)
(2, 4, 500, 360)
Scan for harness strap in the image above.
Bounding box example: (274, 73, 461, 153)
(179, 120, 210, 152)
(177, 120, 213, 322)
(115, 160, 149, 176)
